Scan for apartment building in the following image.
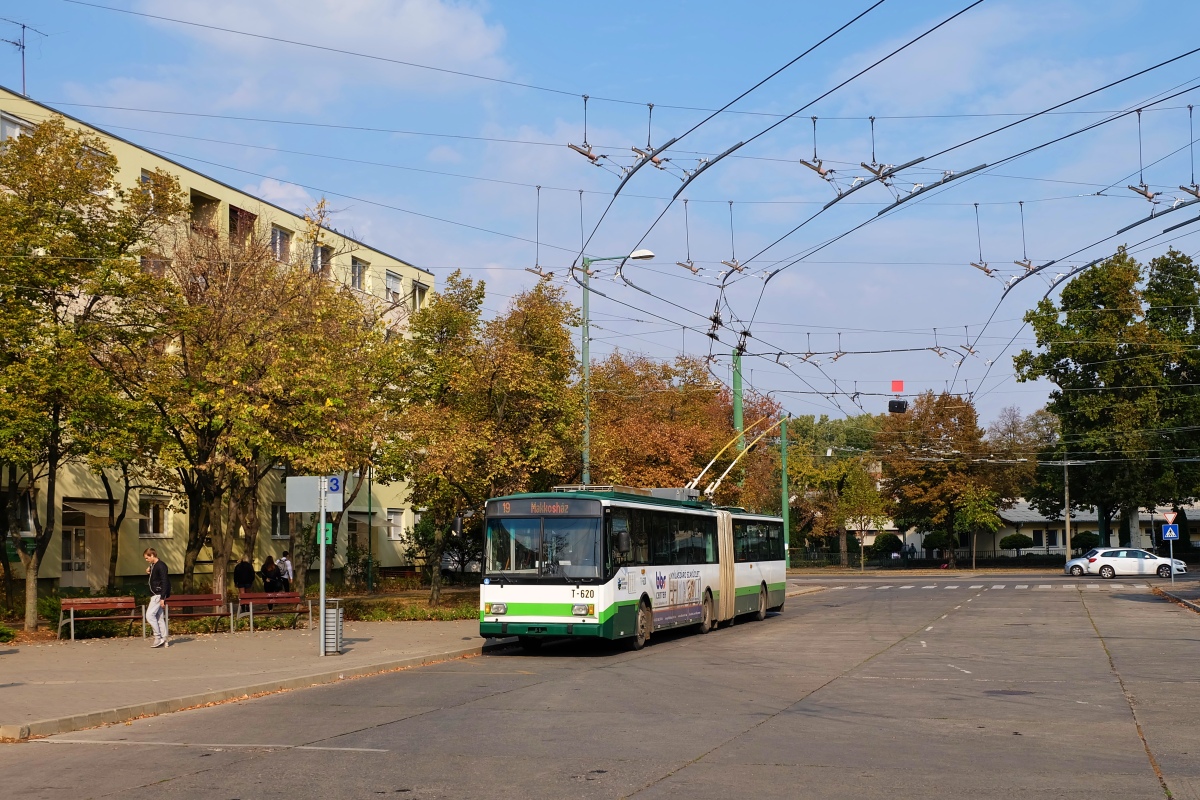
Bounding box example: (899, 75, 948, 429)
(0, 85, 432, 591)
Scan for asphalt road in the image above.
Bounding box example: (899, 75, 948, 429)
(4, 574, 1198, 799)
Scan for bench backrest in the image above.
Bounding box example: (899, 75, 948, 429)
(61, 597, 138, 610)
(238, 591, 303, 603)
(164, 594, 224, 607)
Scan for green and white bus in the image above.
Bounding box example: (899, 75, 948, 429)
(479, 486, 786, 650)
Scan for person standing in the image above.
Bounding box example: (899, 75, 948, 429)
(277, 551, 294, 592)
(143, 548, 171, 648)
(234, 554, 255, 612)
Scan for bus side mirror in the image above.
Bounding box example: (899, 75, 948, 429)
(616, 529, 631, 554)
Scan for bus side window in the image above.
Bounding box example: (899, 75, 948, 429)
(649, 512, 672, 565)
(704, 517, 718, 563)
(769, 522, 783, 560)
(610, 509, 631, 567)
(629, 509, 649, 565)
(733, 522, 749, 562)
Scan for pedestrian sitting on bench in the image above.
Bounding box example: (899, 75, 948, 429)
(234, 554, 255, 611)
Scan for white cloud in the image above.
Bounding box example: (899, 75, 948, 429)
(426, 145, 464, 164)
(245, 177, 317, 215)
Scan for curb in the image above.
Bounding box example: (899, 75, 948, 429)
(1155, 587, 1200, 614)
(0, 638, 515, 742)
(785, 586, 825, 598)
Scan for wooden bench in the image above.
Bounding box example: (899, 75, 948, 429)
(58, 596, 144, 641)
(234, 591, 311, 632)
(164, 594, 231, 633)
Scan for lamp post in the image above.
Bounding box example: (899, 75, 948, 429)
(577, 249, 654, 484)
(1040, 457, 1094, 566)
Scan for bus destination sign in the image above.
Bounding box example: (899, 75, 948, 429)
(488, 498, 601, 517)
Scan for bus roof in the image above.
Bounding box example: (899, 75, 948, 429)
(487, 490, 782, 520)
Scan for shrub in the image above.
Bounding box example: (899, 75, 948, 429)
(0, 622, 14, 643)
(922, 531, 957, 553)
(1000, 533, 1035, 554)
(1070, 531, 1100, 552)
(872, 532, 904, 557)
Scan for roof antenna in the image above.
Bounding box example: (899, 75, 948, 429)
(0, 18, 46, 96)
(721, 201, 744, 274)
(1128, 109, 1160, 204)
(568, 95, 602, 164)
(677, 199, 699, 274)
(1014, 201, 1033, 272)
(970, 203, 994, 277)
(1181, 105, 1200, 199)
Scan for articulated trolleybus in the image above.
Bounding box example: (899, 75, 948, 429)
(480, 485, 786, 651)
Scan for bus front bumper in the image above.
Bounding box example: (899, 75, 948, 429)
(480, 621, 604, 638)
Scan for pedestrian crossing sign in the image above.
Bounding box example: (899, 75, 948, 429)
(1162, 523, 1179, 540)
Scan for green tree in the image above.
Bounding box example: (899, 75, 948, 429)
(0, 117, 185, 629)
(839, 462, 888, 569)
(999, 532, 1034, 554)
(871, 532, 904, 557)
(1015, 248, 1171, 546)
(378, 273, 580, 604)
(954, 482, 1002, 569)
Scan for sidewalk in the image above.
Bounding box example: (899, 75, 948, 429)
(1, 585, 823, 742)
(0, 618, 501, 741)
(1158, 579, 1200, 612)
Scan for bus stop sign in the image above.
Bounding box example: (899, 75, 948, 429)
(1162, 523, 1180, 540)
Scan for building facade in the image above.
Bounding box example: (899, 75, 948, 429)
(0, 86, 432, 591)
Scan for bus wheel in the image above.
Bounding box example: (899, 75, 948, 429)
(518, 636, 542, 653)
(630, 601, 651, 650)
(754, 585, 768, 622)
(698, 592, 714, 634)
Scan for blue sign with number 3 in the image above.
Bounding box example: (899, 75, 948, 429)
(328, 476, 340, 493)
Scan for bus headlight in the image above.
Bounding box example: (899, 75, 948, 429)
(572, 604, 594, 616)
(486, 603, 507, 615)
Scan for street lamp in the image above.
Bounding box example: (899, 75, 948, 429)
(1040, 457, 1095, 566)
(576, 249, 654, 484)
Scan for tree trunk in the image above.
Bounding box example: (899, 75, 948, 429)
(23, 406, 62, 630)
(2, 464, 18, 610)
(1097, 503, 1113, 547)
(181, 477, 216, 593)
(98, 468, 130, 594)
(428, 525, 445, 606)
(1118, 508, 1133, 547)
(838, 525, 848, 567)
(211, 498, 233, 601)
(23, 549, 41, 631)
(971, 530, 977, 571)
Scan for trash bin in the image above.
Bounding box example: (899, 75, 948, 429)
(323, 598, 343, 655)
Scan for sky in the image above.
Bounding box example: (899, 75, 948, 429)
(6, 0, 1200, 429)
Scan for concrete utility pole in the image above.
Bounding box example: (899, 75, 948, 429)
(781, 417, 790, 568)
(732, 348, 745, 453)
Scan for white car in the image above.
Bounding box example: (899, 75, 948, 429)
(1086, 548, 1187, 579)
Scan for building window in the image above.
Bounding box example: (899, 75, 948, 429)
(271, 226, 292, 262)
(385, 270, 403, 303)
(139, 498, 170, 538)
(271, 503, 289, 540)
(351, 257, 367, 290)
(1047, 530, 1058, 548)
(411, 281, 428, 311)
(311, 244, 333, 274)
(229, 206, 256, 245)
(189, 191, 219, 238)
(0, 113, 31, 141)
(387, 508, 404, 541)
(1032, 530, 1043, 548)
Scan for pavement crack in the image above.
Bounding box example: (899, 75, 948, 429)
(1080, 591, 1172, 799)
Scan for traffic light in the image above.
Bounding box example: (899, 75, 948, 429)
(888, 399, 908, 414)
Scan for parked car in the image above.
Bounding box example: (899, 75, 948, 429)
(1064, 549, 1100, 576)
(1086, 548, 1187, 579)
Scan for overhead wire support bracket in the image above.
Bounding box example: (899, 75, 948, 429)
(876, 163, 987, 215)
(1115, 197, 1200, 235)
(1161, 212, 1200, 234)
(822, 156, 927, 210)
(613, 136, 678, 197)
(672, 141, 744, 200)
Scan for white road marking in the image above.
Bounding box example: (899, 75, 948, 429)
(969, 585, 983, 589)
(900, 585, 914, 589)
(853, 586, 869, 590)
(954, 605, 962, 610)
(1016, 584, 1029, 589)
(920, 641, 927, 647)
(1087, 584, 1100, 589)
(991, 585, 1005, 589)
(1111, 584, 1125, 588)
(1037, 584, 1052, 589)
(38, 740, 388, 752)
(939, 614, 948, 619)
(948, 664, 972, 674)
(945, 585, 959, 589)
(1063, 585, 1074, 589)
(922, 585, 937, 589)
(925, 626, 934, 631)
(876, 585, 893, 590)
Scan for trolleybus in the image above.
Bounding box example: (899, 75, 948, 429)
(480, 486, 786, 650)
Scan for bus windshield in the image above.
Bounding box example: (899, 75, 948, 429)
(486, 516, 603, 580)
